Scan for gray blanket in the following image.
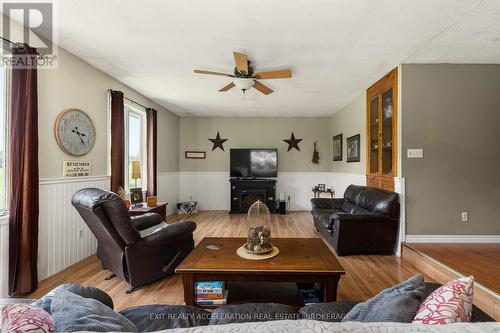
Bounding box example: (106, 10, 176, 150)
(162, 320, 500, 333)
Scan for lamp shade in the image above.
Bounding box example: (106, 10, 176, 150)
(131, 160, 141, 179)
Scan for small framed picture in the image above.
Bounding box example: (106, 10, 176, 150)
(332, 134, 343, 161)
(317, 184, 326, 191)
(185, 151, 206, 159)
(130, 188, 143, 205)
(346, 134, 361, 163)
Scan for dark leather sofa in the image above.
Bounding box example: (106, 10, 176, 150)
(3, 283, 492, 331)
(311, 185, 399, 256)
(72, 188, 196, 293)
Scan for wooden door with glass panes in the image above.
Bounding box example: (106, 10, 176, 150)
(366, 68, 397, 192)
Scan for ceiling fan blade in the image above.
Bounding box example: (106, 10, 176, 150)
(253, 69, 292, 80)
(233, 52, 249, 74)
(218, 82, 235, 92)
(194, 69, 234, 77)
(253, 80, 273, 95)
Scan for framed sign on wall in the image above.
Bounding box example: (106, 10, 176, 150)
(63, 161, 92, 178)
(185, 151, 206, 159)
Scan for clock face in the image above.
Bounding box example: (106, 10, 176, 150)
(55, 109, 96, 156)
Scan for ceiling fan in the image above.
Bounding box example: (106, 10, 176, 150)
(194, 52, 292, 95)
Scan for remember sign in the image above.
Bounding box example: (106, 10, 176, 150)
(63, 161, 91, 178)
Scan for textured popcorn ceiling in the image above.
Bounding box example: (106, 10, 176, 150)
(20, 0, 500, 116)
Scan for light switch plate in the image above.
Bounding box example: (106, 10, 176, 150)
(407, 148, 424, 158)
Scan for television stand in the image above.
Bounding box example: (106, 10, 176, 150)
(230, 178, 276, 214)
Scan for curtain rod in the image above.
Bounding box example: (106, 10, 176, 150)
(0, 36, 43, 56)
(123, 96, 149, 110)
(107, 89, 150, 110)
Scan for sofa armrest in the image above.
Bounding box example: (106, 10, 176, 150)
(310, 198, 344, 210)
(142, 220, 196, 245)
(131, 213, 164, 231)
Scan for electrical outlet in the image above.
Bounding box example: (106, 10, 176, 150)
(461, 212, 468, 222)
(407, 149, 424, 158)
(189, 195, 193, 200)
(77, 228, 83, 239)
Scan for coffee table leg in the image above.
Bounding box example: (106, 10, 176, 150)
(321, 275, 341, 302)
(182, 274, 195, 306)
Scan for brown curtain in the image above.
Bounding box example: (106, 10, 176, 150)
(110, 90, 125, 193)
(9, 44, 39, 296)
(146, 108, 157, 196)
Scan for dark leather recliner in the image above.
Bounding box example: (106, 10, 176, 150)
(72, 188, 196, 292)
(311, 185, 399, 256)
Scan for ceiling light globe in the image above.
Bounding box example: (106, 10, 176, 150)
(233, 78, 254, 91)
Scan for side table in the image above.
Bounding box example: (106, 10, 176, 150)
(129, 202, 168, 221)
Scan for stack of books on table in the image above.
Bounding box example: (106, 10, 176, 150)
(195, 281, 228, 306)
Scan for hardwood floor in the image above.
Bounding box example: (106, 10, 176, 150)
(27, 211, 431, 311)
(406, 243, 500, 294)
(402, 243, 500, 320)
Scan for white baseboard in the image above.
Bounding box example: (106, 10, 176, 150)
(405, 235, 500, 243)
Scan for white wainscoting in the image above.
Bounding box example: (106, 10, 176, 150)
(0, 216, 9, 297)
(157, 172, 180, 216)
(277, 172, 334, 210)
(177, 171, 365, 211)
(330, 172, 366, 198)
(38, 176, 110, 280)
(178, 172, 230, 210)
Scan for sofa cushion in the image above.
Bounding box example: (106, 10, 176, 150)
(413, 276, 474, 324)
(119, 305, 210, 331)
(343, 185, 365, 204)
(311, 208, 340, 219)
(1, 304, 54, 333)
(51, 290, 137, 332)
(356, 187, 398, 215)
(341, 202, 372, 215)
(31, 284, 114, 314)
(343, 274, 426, 323)
(299, 301, 358, 322)
(209, 303, 299, 325)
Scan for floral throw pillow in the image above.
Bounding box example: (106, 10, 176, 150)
(1, 304, 54, 333)
(413, 276, 474, 324)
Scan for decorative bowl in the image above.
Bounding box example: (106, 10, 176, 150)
(244, 242, 273, 255)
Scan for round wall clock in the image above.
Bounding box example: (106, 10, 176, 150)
(54, 109, 96, 156)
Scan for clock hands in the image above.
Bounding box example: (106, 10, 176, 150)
(72, 126, 87, 148)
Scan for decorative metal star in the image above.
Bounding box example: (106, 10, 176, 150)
(283, 132, 302, 151)
(209, 131, 228, 151)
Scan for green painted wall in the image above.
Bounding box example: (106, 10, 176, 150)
(402, 64, 500, 235)
(38, 47, 179, 179)
(329, 92, 366, 175)
(179, 117, 332, 172)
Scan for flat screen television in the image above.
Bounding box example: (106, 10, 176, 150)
(230, 149, 278, 178)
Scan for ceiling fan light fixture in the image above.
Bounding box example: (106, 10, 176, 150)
(233, 78, 254, 91)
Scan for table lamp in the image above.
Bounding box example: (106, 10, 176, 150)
(131, 160, 141, 188)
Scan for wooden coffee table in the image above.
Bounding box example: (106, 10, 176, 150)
(175, 237, 345, 307)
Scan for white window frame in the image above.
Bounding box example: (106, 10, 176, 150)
(124, 102, 147, 192)
(0, 66, 9, 216)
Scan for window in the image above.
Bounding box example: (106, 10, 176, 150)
(124, 103, 147, 191)
(0, 67, 7, 216)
